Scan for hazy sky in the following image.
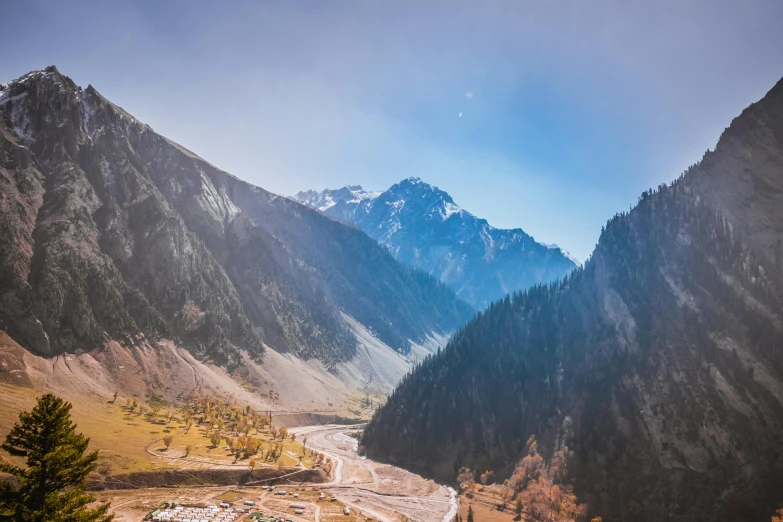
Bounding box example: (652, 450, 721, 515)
(3, 1, 783, 260)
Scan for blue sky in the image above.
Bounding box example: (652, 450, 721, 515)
(3, 0, 783, 261)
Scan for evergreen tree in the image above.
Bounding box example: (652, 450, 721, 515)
(467, 505, 475, 522)
(0, 394, 113, 522)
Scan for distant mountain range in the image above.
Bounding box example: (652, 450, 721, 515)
(363, 77, 783, 521)
(294, 178, 577, 310)
(0, 66, 472, 370)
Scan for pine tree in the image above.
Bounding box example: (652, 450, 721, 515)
(467, 504, 475, 522)
(0, 394, 113, 521)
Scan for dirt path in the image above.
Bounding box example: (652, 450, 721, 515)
(291, 424, 458, 522)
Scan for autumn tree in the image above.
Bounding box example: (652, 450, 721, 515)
(0, 394, 113, 521)
(480, 470, 494, 485)
(457, 467, 476, 494)
(772, 509, 783, 522)
(162, 435, 174, 450)
(279, 427, 288, 440)
(246, 437, 261, 456)
(509, 436, 585, 521)
(184, 445, 193, 457)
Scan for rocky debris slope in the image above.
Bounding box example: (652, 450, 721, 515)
(295, 178, 577, 310)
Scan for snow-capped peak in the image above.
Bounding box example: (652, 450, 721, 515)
(293, 177, 579, 309)
(440, 201, 464, 220)
(347, 187, 382, 203)
(293, 185, 381, 212)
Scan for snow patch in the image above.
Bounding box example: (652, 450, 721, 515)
(316, 193, 337, 211)
(347, 188, 381, 204)
(197, 169, 240, 222)
(543, 242, 581, 266)
(439, 201, 463, 220)
(101, 155, 117, 195)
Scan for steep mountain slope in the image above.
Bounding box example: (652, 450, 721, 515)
(0, 66, 472, 370)
(363, 78, 783, 521)
(294, 178, 577, 309)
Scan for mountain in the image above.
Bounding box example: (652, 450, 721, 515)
(362, 78, 783, 521)
(294, 178, 578, 310)
(0, 66, 473, 374)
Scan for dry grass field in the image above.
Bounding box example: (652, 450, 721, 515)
(458, 486, 517, 522)
(0, 381, 316, 475)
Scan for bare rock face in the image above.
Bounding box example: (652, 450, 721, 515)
(686, 78, 783, 277)
(0, 67, 472, 367)
(363, 77, 783, 521)
(295, 178, 578, 310)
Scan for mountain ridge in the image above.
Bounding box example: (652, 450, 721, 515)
(362, 76, 783, 521)
(294, 177, 577, 309)
(0, 66, 473, 369)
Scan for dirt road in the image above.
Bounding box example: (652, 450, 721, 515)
(292, 424, 458, 522)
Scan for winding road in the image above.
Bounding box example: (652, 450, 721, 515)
(291, 424, 458, 522)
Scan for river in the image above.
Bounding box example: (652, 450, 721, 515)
(291, 424, 458, 522)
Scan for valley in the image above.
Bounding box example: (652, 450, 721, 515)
(1, 34, 782, 521)
(0, 328, 462, 521)
(1, 381, 460, 521)
(290, 425, 458, 522)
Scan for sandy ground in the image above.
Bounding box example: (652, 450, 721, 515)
(292, 425, 459, 522)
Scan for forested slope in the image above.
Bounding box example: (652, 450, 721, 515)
(363, 78, 783, 521)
